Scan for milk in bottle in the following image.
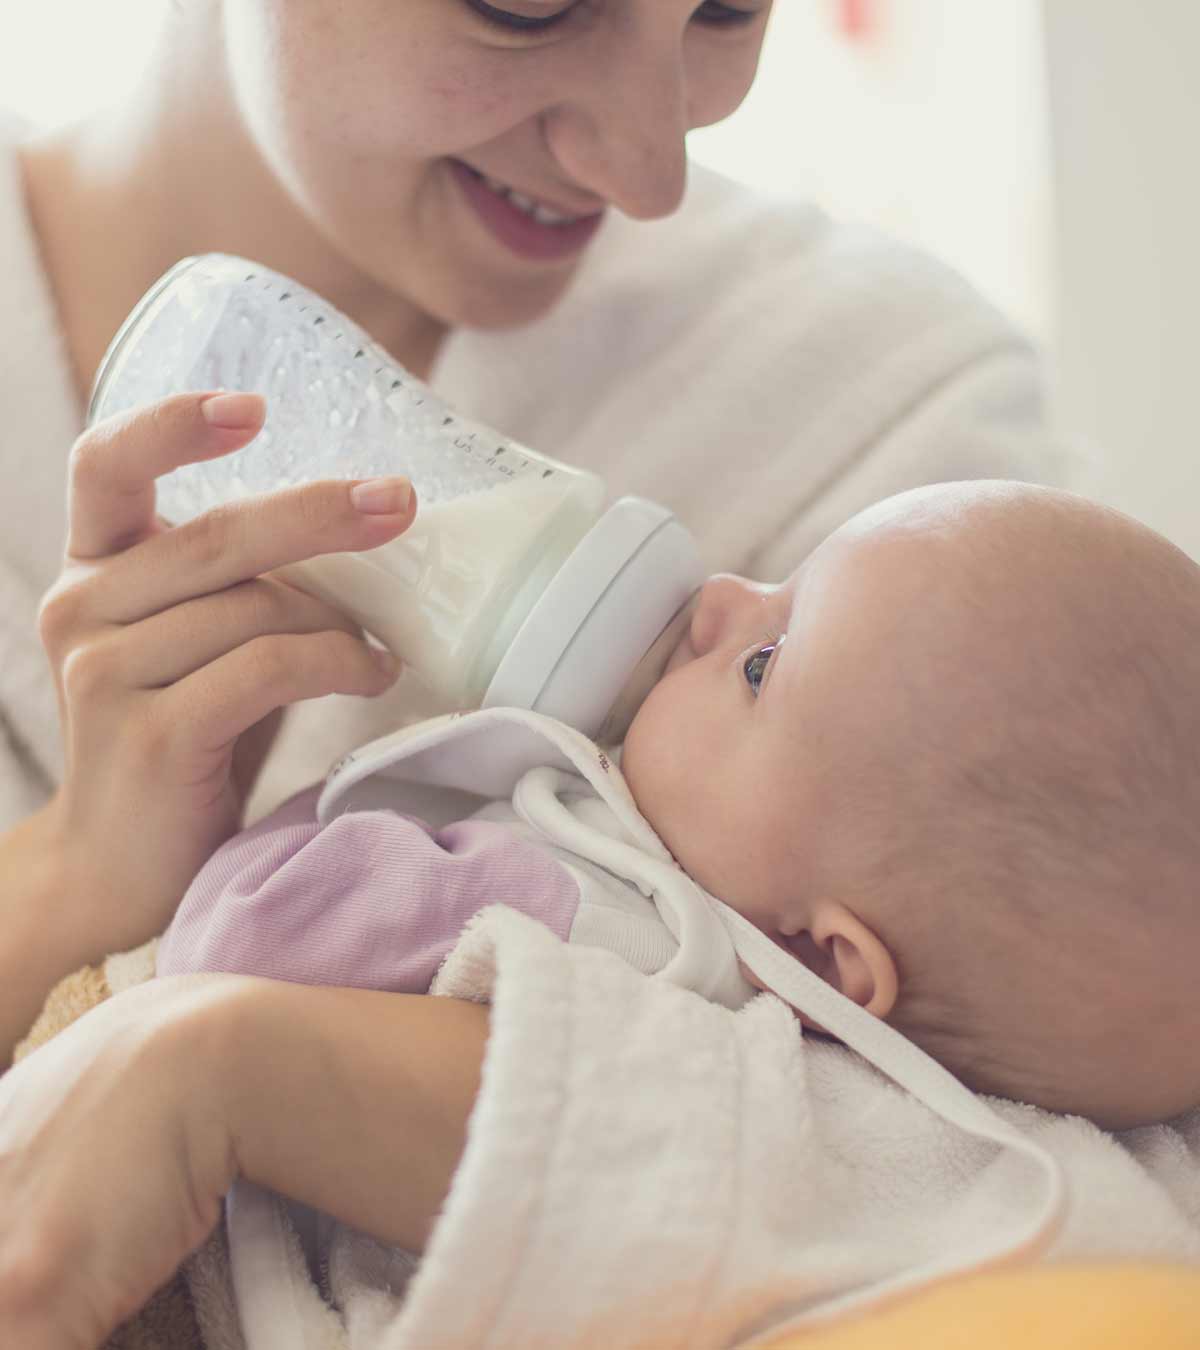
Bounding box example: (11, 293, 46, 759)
(87, 255, 703, 736)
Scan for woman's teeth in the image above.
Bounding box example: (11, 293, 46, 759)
(476, 171, 582, 227)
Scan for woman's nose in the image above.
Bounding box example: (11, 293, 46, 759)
(689, 575, 771, 656)
(543, 32, 689, 220)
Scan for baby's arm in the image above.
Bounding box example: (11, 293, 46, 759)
(156, 784, 580, 990)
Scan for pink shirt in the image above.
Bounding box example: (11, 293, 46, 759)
(157, 785, 581, 991)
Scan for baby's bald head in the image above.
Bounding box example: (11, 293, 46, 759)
(801, 482, 1200, 1128)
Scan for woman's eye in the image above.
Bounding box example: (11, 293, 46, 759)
(693, 1, 764, 27)
(743, 643, 777, 697)
(465, 0, 764, 35)
(464, 0, 573, 32)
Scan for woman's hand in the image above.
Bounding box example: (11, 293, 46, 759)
(36, 392, 415, 959)
(0, 973, 247, 1350)
(0, 974, 489, 1350)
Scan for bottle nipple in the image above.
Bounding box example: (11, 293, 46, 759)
(595, 591, 700, 745)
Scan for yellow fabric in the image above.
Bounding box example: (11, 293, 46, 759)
(14, 959, 110, 1065)
(761, 1264, 1200, 1350)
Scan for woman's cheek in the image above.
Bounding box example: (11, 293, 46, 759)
(683, 28, 769, 129)
(413, 56, 547, 147)
(236, 3, 542, 160)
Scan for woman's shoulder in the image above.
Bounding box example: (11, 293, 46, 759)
(0, 108, 80, 622)
(0, 107, 38, 279)
(436, 160, 1031, 458)
(591, 160, 1020, 350)
(0, 105, 32, 149)
(449, 159, 1028, 403)
(0, 107, 74, 376)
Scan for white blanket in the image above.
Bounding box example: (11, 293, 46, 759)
(222, 710, 1200, 1349)
(226, 904, 1200, 1348)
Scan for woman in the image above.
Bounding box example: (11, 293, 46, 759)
(0, 1, 1073, 1343)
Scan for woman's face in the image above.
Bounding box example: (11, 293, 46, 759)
(221, 0, 773, 331)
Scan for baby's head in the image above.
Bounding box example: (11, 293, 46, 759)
(622, 481, 1200, 1129)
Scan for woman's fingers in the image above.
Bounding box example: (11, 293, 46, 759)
(112, 575, 374, 689)
(62, 475, 415, 628)
(157, 628, 400, 760)
(66, 392, 267, 561)
(37, 392, 416, 964)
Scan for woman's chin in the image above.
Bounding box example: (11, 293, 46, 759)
(444, 263, 583, 331)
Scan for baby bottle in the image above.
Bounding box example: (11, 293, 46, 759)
(87, 255, 703, 740)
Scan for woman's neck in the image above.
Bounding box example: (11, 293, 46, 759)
(17, 12, 448, 415)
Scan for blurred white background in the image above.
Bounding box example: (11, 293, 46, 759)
(694, 0, 1053, 346)
(3, 1, 1198, 555)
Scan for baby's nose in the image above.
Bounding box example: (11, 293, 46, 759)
(689, 574, 763, 656)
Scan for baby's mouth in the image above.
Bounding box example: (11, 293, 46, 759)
(595, 594, 700, 743)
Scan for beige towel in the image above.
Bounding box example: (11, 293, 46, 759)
(15, 940, 243, 1350)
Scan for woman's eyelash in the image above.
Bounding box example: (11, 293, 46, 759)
(465, 1, 763, 36)
(465, 0, 572, 33)
(693, 1, 764, 27)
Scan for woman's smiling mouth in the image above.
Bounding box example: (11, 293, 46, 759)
(449, 159, 606, 262)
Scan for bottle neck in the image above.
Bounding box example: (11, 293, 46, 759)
(465, 486, 605, 707)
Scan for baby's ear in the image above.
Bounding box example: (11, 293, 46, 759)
(784, 901, 899, 1021)
(738, 905, 900, 1027)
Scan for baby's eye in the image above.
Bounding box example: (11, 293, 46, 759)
(743, 644, 777, 697)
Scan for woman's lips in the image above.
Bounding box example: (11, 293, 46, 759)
(448, 159, 605, 263)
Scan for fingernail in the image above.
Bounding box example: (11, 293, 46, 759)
(350, 477, 413, 515)
(200, 392, 265, 429)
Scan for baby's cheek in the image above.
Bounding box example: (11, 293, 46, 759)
(620, 711, 684, 845)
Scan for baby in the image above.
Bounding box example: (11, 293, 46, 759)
(159, 480, 1200, 1131)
